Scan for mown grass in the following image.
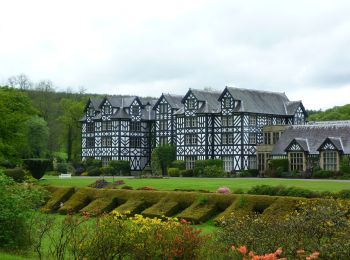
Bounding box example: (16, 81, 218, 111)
(40, 176, 350, 192)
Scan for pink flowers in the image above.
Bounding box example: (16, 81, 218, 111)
(217, 187, 231, 194)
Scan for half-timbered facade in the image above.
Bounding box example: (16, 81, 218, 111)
(80, 96, 157, 170)
(152, 94, 183, 146)
(271, 121, 350, 172)
(81, 86, 306, 172)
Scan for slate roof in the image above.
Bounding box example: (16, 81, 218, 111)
(272, 121, 350, 155)
(163, 94, 183, 109)
(224, 87, 302, 115)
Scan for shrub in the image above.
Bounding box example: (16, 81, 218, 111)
(83, 158, 102, 168)
(312, 169, 334, 179)
(23, 158, 51, 180)
(0, 171, 48, 250)
(0, 159, 16, 169)
(75, 166, 85, 176)
(100, 166, 114, 176)
(217, 199, 350, 259)
(3, 167, 25, 182)
(87, 167, 102, 176)
(56, 163, 68, 173)
(340, 156, 350, 174)
(89, 179, 110, 189)
(194, 159, 223, 176)
(202, 165, 226, 177)
(337, 189, 350, 199)
(168, 167, 180, 177)
(247, 185, 320, 198)
(236, 169, 259, 177)
(171, 160, 186, 170)
(109, 160, 131, 176)
(180, 169, 194, 177)
(217, 187, 231, 194)
(121, 185, 133, 190)
(267, 159, 288, 177)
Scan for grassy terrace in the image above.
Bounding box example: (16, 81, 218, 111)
(40, 176, 350, 192)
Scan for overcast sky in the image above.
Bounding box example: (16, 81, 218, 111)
(1, 0, 350, 110)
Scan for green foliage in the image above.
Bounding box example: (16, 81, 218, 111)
(86, 167, 102, 176)
(168, 167, 180, 177)
(180, 169, 194, 177)
(23, 158, 51, 179)
(58, 188, 93, 214)
(84, 158, 102, 168)
(248, 185, 321, 198)
(171, 160, 186, 170)
(100, 166, 114, 176)
(3, 167, 25, 182)
(202, 165, 226, 177)
(151, 144, 176, 176)
(56, 163, 68, 173)
(236, 169, 259, 177)
(194, 159, 223, 176)
(309, 104, 350, 121)
(58, 99, 85, 162)
(0, 171, 48, 250)
(217, 199, 350, 259)
(52, 151, 68, 163)
(0, 87, 38, 162)
(25, 115, 49, 158)
(340, 156, 350, 174)
(108, 160, 131, 176)
(267, 159, 289, 177)
(312, 169, 334, 179)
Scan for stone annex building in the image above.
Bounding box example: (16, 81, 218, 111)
(80, 86, 309, 172)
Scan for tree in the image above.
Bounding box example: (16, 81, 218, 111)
(7, 74, 32, 90)
(151, 145, 176, 176)
(58, 99, 85, 161)
(0, 87, 37, 162)
(25, 116, 49, 158)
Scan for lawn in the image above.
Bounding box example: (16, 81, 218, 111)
(40, 176, 350, 192)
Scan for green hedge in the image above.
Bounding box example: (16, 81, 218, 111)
(109, 160, 131, 176)
(194, 159, 223, 176)
(58, 188, 95, 214)
(180, 169, 194, 177)
(23, 158, 51, 179)
(3, 167, 25, 182)
(168, 168, 180, 177)
(171, 160, 186, 170)
(267, 159, 288, 177)
(42, 186, 75, 213)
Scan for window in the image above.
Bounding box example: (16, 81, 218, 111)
(185, 134, 198, 145)
(86, 123, 94, 133)
(102, 157, 112, 167)
(264, 132, 271, 145)
(223, 98, 231, 108)
(132, 106, 139, 115)
(104, 106, 111, 114)
(159, 103, 168, 113)
(185, 156, 196, 169)
(272, 132, 280, 144)
(258, 153, 270, 172)
(86, 138, 94, 148)
(276, 118, 282, 125)
(249, 115, 257, 125)
(88, 108, 94, 116)
(223, 156, 233, 172)
(289, 152, 304, 172)
(187, 100, 196, 109)
(130, 122, 141, 131)
(248, 133, 256, 144)
(130, 137, 141, 148)
(102, 137, 112, 147)
(249, 156, 257, 169)
(185, 117, 197, 127)
(323, 151, 337, 171)
(101, 121, 112, 131)
(159, 121, 168, 131)
(222, 133, 233, 145)
(222, 116, 233, 127)
(159, 137, 168, 145)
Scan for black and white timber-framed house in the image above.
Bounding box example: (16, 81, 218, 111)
(80, 96, 157, 170)
(271, 121, 350, 172)
(80, 86, 307, 172)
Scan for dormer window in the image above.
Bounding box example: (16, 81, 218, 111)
(224, 98, 231, 108)
(132, 106, 139, 115)
(104, 106, 111, 114)
(187, 100, 196, 109)
(88, 108, 94, 116)
(160, 104, 168, 113)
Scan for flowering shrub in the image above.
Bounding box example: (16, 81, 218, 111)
(217, 199, 350, 259)
(217, 186, 231, 194)
(88, 179, 109, 189)
(113, 179, 125, 186)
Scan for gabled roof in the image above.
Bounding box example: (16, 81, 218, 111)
(152, 93, 183, 110)
(110, 108, 130, 119)
(84, 97, 103, 112)
(221, 87, 303, 115)
(272, 121, 350, 155)
(285, 138, 310, 152)
(317, 137, 344, 152)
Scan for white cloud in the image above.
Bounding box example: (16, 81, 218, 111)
(0, 0, 350, 109)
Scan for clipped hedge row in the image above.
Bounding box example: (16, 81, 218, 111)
(43, 186, 348, 225)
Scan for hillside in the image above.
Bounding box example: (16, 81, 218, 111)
(308, 104, 350, 121)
